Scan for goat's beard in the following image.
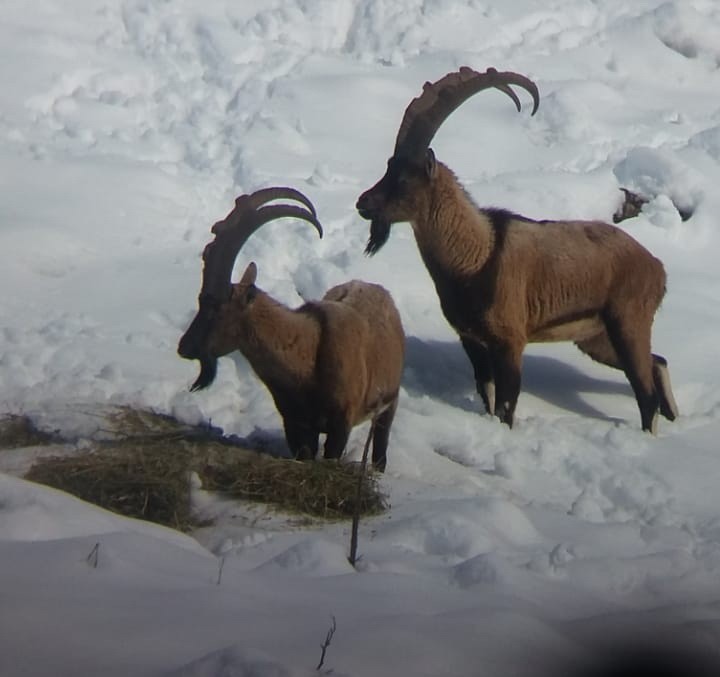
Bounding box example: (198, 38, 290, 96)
(365, 219, 391, 256)
(190, 357, 218, 392)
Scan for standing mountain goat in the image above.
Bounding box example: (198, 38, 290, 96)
(356, 67, 678, 433)
(178, 187, 404, 471)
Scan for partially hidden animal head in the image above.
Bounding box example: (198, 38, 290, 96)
(177, 187, 323, 391)
(356, 66, 539, 255)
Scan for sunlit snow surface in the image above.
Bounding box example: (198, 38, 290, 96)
(2, 1, 720, 675)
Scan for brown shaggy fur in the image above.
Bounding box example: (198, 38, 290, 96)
(189, 265, 405, 471)
(357, 155, 678, 432)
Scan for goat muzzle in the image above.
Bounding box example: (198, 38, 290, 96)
(356, 196, 376, 221)
(357, 187, 392, 254)
(177, 331, 198, 360)
(178, 302, 217, 359)
(178, 331, 219, 391)
(178, 302, 221, 390)
(178, 336, 219, 391)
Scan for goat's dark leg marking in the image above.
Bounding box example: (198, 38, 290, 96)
(489, 340, 523, 428)
(324, 417, 351, 461)
(652, 354, 679, 421)
(371, 398, 398, 472)
(603, 312, 659, 433)
(461, 336, 495, 414)
(284, 419, 319, 461)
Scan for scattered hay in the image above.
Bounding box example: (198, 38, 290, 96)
(99, 405, 223, 442)
(21, 406, 387, 529)
(202, 455, 387, 520)
(0, 415, 60, 449)
(25, 442, 198, 531)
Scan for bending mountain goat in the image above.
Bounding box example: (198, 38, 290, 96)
(178, 187, 404, 471)
(356, 67, 678, 433)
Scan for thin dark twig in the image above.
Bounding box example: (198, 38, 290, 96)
(217, 556, 226, 586)
(86, 542, 100, 569)
(316, 615, 337, 671)
(348, 417, 376, 567)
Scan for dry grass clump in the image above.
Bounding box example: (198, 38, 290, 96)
(0, 415, 60, 449)
(203, 455, 387, 520)
(21, 406, 387, 529)
(25, 442, 198, 531)
(97, 406, 221, 443)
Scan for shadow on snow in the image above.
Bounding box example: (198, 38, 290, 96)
(404, 336, 632, 422)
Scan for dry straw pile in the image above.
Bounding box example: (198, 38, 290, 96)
(203, 455, 385, 520)
(25, 442, 197, 530)
(10, 407, 386, 530)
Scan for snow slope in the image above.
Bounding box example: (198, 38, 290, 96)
(2, 1, 720, 675)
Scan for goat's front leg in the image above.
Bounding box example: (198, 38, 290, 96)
(488, 339, 524, 428)
(284, 419, 319, 461)
(324, 416, 351, 461)
(461, 336, 495, 414)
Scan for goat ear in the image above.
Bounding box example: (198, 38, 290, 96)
(424, 148, 437, 179)
(239, 262, 258, 286)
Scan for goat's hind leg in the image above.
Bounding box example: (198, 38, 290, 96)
(602, 313, 659, 433)
(577, 329, 676, 431)
(652, 354, 679, 421)
(461, 336, 495, 414)
(370, 397, 398, 473)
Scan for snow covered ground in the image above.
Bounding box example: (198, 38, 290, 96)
(2, 0, 720, 675)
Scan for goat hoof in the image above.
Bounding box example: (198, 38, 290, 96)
(641, 410, 659, 435)
(660, 405, 677, 422)
(494, 402, 514, 428)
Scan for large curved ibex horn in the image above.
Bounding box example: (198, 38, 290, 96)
(199, 187, 323, 303)
(393, 66, 539, 164)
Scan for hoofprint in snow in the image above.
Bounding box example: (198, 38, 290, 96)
(2, 1, 720, 676)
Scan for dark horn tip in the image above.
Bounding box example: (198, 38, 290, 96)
(305, 212, 323, 239)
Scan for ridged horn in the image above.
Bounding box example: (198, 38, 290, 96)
(394, 66, 539, 163)
(199, 188, 323, 303)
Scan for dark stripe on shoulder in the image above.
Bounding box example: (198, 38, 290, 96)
(483, 207, 537, 231)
